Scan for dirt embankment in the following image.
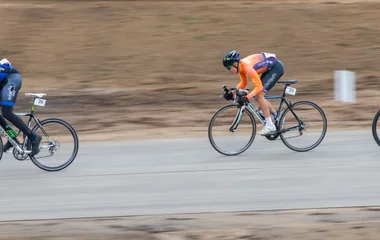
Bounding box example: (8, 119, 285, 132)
(0, 0, 379, 140)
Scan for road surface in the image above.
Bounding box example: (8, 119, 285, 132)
(0, 130, 379, 221)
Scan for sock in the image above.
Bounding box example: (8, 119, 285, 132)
(265, 117, 274, 128)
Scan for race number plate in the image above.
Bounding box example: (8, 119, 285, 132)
(285, 87, 297, 95)
(262, 52, 276, 59)
(34, 98, 46, 107)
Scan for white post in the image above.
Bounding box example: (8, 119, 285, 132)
(334, 70, 356, 103)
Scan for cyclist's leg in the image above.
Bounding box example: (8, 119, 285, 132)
(0, 81, 18, 152)
(262, 59, 284, 92)
(0, 109, 15, 152)
(1, 73, 41, 155)
(256, 91, 276, 135)
(261, 59, 284, 115)
(259, 73, 276, 115)
(257, 60, 285, 135)
(0, 114, 9, 129)
(0, 80, 11, 130)
(0, 113, 20, 152)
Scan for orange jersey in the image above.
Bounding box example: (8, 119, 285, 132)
(236, 52, 277, 99)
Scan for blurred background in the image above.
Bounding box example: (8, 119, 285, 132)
(1, 0, 379, 142)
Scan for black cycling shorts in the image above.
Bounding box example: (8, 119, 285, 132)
(0, 73, 22, 107)
(261, 60, 284, 93)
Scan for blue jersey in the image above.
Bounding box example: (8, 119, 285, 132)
(0, 61, 19, 82)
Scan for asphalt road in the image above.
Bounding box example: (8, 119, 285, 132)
(0, 130, 379, 221)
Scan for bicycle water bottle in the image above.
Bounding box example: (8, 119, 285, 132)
(5, 125, 18, 139)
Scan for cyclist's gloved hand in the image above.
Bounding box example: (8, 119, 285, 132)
(223, 91, 233, 101)
(237, 89, 248, 96)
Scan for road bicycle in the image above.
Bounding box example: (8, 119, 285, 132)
(208, 80, 327, 156)
(372, 110, 380, 146)
(0, 92, 79, 171)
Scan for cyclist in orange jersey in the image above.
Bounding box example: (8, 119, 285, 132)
(222, 50, 284, 135)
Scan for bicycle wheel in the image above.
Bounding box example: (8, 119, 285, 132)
(279, 101, 327, 152)
(372, 110, 380, 146)
(208, 104, 256, 156)
(0, 137, 4, 162)
(28, 118, 79, 171)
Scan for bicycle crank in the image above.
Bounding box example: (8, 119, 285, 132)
(13, 147, 29, 161)
(265, 132, 280, 141)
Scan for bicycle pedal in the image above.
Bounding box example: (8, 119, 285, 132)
(261, 131, 277, 136)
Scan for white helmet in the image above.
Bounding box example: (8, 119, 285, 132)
(0, 58, 11, 66)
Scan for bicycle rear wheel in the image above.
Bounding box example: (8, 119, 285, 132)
(208, 104, 256, 156)
(372, 110, 380, 146)
(0, 137, 4, 162)
(28, 118, 79, 171)
(279, 101, 327, 152)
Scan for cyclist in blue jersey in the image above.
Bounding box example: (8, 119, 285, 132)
(0, 58, 41, 155)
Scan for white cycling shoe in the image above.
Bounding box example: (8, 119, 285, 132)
(258, 125, 276, 136)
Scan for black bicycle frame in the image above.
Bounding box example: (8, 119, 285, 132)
(233, 84, 304, 133)
(13, 111, 45, 152)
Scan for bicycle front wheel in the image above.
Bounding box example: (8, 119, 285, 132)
(28, 118, 79, 171)
(208, 104, 256, 156)
(279, 101, 327, 152)
(372, 110, 380, 146)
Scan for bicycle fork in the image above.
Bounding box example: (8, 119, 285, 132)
(230, 103, 269, 132)
(230, 105, 245, 132)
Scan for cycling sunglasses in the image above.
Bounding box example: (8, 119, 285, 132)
(226, 63, 239, 71)
(226, 65, 233, 70)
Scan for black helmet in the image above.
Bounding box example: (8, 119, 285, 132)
(222, 50, 240, 67)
